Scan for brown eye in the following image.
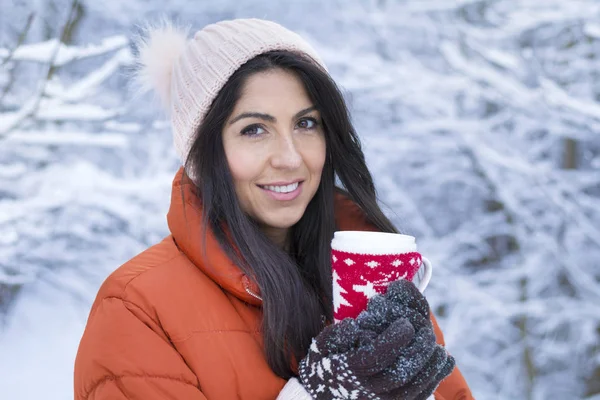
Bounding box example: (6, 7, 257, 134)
(241, 124, 265, 136)
(296, 117, 318, 130)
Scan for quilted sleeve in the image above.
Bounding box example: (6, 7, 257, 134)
(430, 312, 475, 400)
(74, 296, 206, 400)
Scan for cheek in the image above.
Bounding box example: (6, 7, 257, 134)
(304, 136, 327, 175)
(224, 144, 262, 192)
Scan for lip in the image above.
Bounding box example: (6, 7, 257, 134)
(258, 181, 303, 201)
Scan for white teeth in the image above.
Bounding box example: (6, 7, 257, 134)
(263, 182, 299, 193)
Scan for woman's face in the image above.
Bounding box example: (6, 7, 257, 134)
(222, 69, 326, 246)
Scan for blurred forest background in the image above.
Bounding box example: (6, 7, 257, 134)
(1, 0, 599, 399)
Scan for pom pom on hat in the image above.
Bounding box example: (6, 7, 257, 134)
(134, 21, 189, 111)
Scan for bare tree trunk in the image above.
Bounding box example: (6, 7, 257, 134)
(48, 0, 83, 79)
(61, 1, 85, 44)
(585, 341, 600, 398)
(0, 283, 21, 327)
(0, 13, 35, 106)
(518, 277, 535, 400)
(562, 138, 578, 170)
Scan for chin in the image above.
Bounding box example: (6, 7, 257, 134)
(261, 211, 305, 229)
(263, 217, 301, 230)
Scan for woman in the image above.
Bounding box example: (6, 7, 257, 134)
(74, 19, 474, 400)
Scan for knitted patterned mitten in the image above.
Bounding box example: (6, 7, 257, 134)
(298, 317, 415, 400)
(356, 279, 456, 400)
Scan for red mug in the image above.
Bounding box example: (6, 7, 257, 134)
(331, 231, 432, 322)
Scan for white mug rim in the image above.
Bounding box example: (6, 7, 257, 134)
(333, 231, 416, 241)
(332, 231, 417, 254)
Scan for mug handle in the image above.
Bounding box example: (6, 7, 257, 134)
(417, 257, 433, 293)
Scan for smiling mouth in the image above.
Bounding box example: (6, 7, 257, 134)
(257, 181, 304, 201)
(257, 181, 304, 193)
(257, 181, 303, 193)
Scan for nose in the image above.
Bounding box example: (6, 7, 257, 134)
(270, 132, 302, 170)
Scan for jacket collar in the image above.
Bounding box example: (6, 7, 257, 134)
(166, 167, 376, 306)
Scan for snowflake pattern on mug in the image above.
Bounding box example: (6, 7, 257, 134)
(331, 250, 422, 321)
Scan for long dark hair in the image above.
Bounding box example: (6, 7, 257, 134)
(185, 50, 398, 378)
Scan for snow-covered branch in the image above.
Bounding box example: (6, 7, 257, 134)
(0, 33, 131, 138)
(0, 35, 129, 66)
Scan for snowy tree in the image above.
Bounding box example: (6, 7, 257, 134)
(1, 1, 599, 399)
(324, 2, 600, 399)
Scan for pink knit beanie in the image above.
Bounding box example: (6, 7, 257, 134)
(135, 19, 328, 165)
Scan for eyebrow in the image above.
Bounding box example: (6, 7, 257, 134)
(228, 106, 317, 125)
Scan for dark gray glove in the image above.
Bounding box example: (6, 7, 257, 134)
(298, 279, 455, 400)
(298, 316, 416, 399)
(356, 279, 456, 400)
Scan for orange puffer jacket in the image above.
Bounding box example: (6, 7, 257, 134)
(74, 168, 474, 400)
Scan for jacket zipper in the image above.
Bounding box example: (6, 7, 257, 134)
(244, 283, 263, 301)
